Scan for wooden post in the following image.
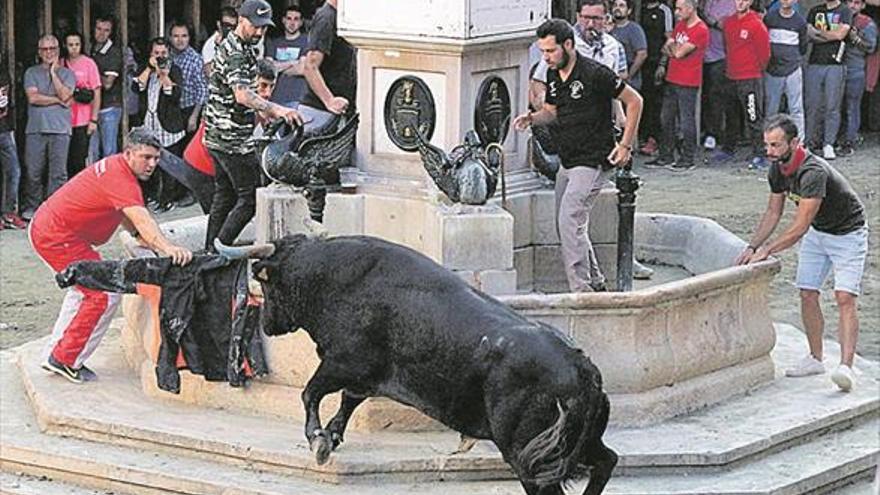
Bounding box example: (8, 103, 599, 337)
(80, 0, 92, 53)
(40, 0, 52, 35)
(121, 0, 130, 137)
(190, 0, 201, 43)
(148, 0, 162, 37)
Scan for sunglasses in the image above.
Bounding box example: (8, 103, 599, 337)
(39, 46, 59, 51)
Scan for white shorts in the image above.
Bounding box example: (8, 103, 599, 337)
(796, 226, 868, 295)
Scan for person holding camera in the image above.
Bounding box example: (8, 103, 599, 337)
(132, 37, 186, 211)
(21, 34, 76, 221)
(63, 31, 102, 179)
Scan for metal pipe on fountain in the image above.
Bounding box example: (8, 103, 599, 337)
(615, 160, 639, 292)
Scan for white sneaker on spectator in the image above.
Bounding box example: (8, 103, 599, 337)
(822, 144, 836, 160)
(831, 364, 855, 392)
(785, 355, 825, 377)
(703, 135, 717, 150)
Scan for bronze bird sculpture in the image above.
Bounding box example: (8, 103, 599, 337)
(414, 130, 503, 205)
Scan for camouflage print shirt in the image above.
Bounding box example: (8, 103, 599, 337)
(204, 32, 258, 154)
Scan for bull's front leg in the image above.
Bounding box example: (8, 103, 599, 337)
(326, 390, 367, 450)
(301, 360, 348, 465)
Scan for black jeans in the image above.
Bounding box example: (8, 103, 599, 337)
(67, 125, 91, 178)
(205, 149, 258, 251)
(732, 77, 765, 157)
(640, 60, 663, 141)
(702, 60, 740, 152)
(660, 83, 699, 165)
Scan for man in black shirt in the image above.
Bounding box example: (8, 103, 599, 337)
(736, 114, 867, 392)
(89, 15, 125, 162)
(300, 0, 357, 134)
(514, 19, 643, 293)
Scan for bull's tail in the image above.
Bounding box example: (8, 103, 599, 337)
(517, 394, 597, 488)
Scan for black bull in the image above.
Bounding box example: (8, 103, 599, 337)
(234, 234, 617, 495)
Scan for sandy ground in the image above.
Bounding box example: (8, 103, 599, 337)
(1, 137, 877, 360)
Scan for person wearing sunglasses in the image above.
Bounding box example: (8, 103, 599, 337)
(21, 34, 77, 220)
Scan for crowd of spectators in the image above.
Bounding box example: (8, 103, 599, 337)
(0, 2, 318, 230)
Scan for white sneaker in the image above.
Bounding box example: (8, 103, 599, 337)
(831, 364, 855, 392)
(633, 260, 654, 280)
(703, 135, 717, 150)
(785, 355, 825, 377)
(822, 144, 836, 160)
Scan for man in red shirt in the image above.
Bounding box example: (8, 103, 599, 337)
(723, 0, 771, 169)
(29, 128, 193, 384)
(647, 0, 709, 171)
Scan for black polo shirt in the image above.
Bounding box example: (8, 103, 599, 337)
(545, 53, 625, 170)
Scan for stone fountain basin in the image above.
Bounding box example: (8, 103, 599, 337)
(500, 213, 781, 425)
(119, 207, 779, 428)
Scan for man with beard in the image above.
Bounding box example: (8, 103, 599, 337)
(514, 19, 643, 293)
(203, 0, 301, 251)
(736, 114, 867, 392)
(610, 0, 648, 90)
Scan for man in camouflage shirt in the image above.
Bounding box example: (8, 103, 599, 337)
(204, 0, 300, 251)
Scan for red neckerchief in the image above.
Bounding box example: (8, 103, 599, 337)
(781, 146, 807, 177)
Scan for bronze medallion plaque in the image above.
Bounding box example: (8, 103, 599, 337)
(384, 76, 436, 152)
(474, 76, 511, 146)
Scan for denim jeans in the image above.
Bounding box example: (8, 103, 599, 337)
(660, 83, 699, 165)
(0, 131, 21, 214)
(765, 67, 805, 142)
(842, 74, 866, 143)
(88, 106, 122, 163)
(804, 64, 846, 147)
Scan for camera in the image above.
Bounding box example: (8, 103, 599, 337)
(155, 56, 170, 70)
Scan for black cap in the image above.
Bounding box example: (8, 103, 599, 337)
(239, 0, 275, 28)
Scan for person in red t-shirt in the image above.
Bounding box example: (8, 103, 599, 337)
(647, 0, 709, 170)
(29, 128, 193, 384)
(723, 0, 771, 168)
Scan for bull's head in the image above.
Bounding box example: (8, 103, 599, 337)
(214, 219, 329, 336)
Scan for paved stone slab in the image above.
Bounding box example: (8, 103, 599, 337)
(2, 343, 876, 495)
(10, 324, 879, 482)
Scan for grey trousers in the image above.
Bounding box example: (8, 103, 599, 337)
(555, 165, 613, 292)
(804, 64, 846, 147)
(23, 133, 70, 217)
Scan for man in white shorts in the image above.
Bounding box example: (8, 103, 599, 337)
(735, 113, 868, 392)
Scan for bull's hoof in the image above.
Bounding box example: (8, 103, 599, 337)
(330, 431, 344, 450)
(310, 431, 333, 465)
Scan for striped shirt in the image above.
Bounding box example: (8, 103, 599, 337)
(204, 32, 259, 154)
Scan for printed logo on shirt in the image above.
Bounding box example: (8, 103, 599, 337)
(814, 12, 842, 31)
(275, 46, 301, 62)
(787, 191, 801, 204)
(675, 31, 691, 44)
(95, 159, 108, 177)
(570, 80, 585, 99)
(740, 29, 749, 39)
(549, 81, 558, 98)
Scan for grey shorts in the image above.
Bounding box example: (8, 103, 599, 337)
(796, 226, 869, 295)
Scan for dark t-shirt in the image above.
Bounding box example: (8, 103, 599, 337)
(300, 3, 357, 111)
(91, 40, 124, 109)
(764, 8, 808, 76)
(768, 152, 865, 234)
(266, 34, 309, 106)
(0, 70, 12, 133)
(545, 54, 626, 169)
(807, 2, 853, 65)
(642, 3, 674, 62)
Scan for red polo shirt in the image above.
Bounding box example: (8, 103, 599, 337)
(723, 11, 771, 80)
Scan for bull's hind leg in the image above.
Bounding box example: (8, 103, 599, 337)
(581, 441, 617, 495)
(326, 391, 367, 450)
(301, 360, 351, 465)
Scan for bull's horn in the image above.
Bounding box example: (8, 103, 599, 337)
(302, 218, 329, 239)
(214, 238, 276, 259)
